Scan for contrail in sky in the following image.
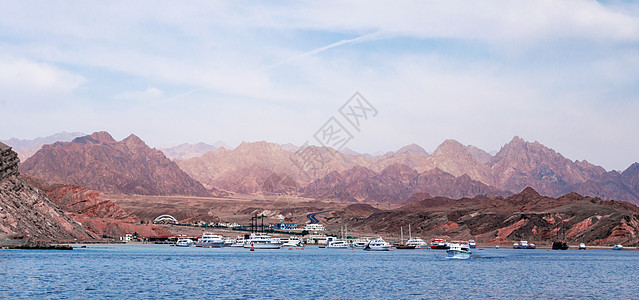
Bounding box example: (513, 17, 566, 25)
(261, 31, 383, 70)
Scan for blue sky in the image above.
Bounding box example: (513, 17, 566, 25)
(1, 1, 638, 170)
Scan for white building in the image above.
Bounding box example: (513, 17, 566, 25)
(304, 224, 326, 232)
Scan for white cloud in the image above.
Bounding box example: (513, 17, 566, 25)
(114, 87, 164, 101)
(1, 1, 638, 170)
(0, 57, 85, 94)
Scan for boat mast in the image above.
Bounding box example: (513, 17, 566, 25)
(401, 227, 404, 245)
(409, 224, 412, 240)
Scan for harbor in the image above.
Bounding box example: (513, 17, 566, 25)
(3, 243, 639, 298)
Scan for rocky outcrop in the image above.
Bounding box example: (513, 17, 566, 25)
(0, 142, 96, 241)
(0, 142, 19, 180)
(28, 178, 172, 238)
(21, 132, 210, 197)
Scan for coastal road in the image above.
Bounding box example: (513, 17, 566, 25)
(306, 210, 332, 224)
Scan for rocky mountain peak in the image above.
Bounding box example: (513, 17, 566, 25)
(122, 134, 149, 152)
(518, 186, 541, 198)
(432, 139, 466, 156)
(72, 131, 116, 145)
(396, 144, 429, 156)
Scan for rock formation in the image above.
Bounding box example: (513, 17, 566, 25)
(28, 178, 171, 238)
(0, 142, 96, 241)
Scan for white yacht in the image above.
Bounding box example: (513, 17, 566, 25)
(281, 237, 304, 248)
(363, 238, 392, 251)
(351, 238, 371, 248)
(446, 243, 472, 259)
(175, 238, 194, 247)
(405, 238, 428, 249)
(230, 236, 245, 247)
(196, 233, 225, 248)
(243, 233, 283, 249)
(578, 243, 586, 250)
(327, 240, 349, 248)
(468, 240, 477, 249)
(613, 244, 623, 250)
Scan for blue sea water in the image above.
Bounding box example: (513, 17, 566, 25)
(1, 245, 638, 299)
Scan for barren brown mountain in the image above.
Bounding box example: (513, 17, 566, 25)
(0, 142, 96, 241)
(303, 164, 509, 203)
(21, 132, 210, 196)
(427, 139, 493, 185)
(177, 141, 366, 192)
(489, 136, 606, 197)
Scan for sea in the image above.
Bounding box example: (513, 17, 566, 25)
(1, 245, 637, 299)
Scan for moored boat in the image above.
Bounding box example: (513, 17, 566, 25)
(363, 238, 392, 251)
(406, 238, 428, 249)
(578, 243, 586, 250)
(516, 241, 536, 249)
(175, 238, 194, 247)
(281, 237, 304, 248)
(196, 233, 225, 248)
(612, 244, 623, 250)
(230, 236, 245, 247)
(327, 240, 349, 248)
(243, 233, 283, 249)
(552, 241, 568, 250)
(431, 239, 449, 249)
(468, 240, 476, 249)
(446, 243, 472, 259)
(352, 238, 371, 249)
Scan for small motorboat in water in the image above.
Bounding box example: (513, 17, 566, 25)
(431, 239, 449, 249)
(468, 240, 476, 249)
(612, 244, 623, 250)
(243, 233, 283, 249)
(175, 238, 194, 247)
(327, 240, 349, 248)
(196, 233, 225, 248)
(519, 241, 536, 249)
(351, 238, 371, 249)
(281, 237, 304, 248)
(552, 241, 569, 250)
(446, 243, 471, 259)
(405, 238, 428, 249)
(363, 238, 392, 251)
(578, 243, 586, 250)
(230, 236, 246, 247)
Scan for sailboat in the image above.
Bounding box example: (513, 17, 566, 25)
(405, 224, 428, 249)
(396, 226, 416, 249)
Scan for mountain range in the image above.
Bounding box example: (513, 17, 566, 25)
(9, 131, 639, 205)
(1, 131, 85, 161)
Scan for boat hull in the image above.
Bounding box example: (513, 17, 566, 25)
(446, 250, 471, 259)
(363, 245, 392, 251)
(196, 242, 225, 248)
(243, 243, 283, 249)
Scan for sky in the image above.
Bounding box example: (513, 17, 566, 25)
(1, 1, 638, 171)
